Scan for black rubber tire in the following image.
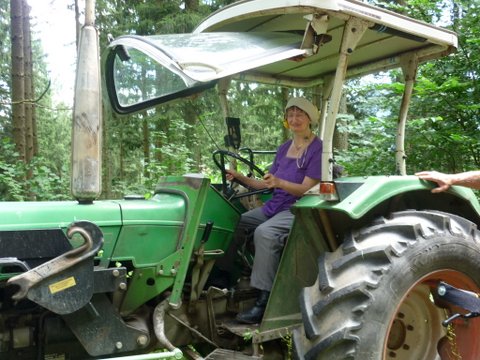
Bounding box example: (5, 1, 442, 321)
(293, 210, 480, 360)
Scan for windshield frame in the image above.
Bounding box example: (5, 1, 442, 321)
(104, 32, 305, 114)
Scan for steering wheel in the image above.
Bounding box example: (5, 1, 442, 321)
(212, 149, 272, 200)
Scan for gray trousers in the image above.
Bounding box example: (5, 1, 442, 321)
(232, 207, 294, 292)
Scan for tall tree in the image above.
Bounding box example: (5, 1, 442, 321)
(10, 0, 26, 163)
(23, 0, 36, 164)
(0, 1, 12, 133)
(9, 0, 35, 171)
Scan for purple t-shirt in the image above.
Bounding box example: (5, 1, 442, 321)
(262, 137, 322, 217)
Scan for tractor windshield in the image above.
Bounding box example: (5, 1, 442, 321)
(105, 32, 305, 113)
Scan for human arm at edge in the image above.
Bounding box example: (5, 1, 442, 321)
(415, 170, 480, 193)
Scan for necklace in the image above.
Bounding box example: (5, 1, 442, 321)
(292, 141, 303, 154)
(296, 146, 308, 168)
(293, 133, 312, 168)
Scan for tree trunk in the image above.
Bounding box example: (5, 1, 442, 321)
(141, 63, 150, 179)
(23, 0, 35, 164)
(10, 0, 26, 163)
(119, 117, 125, 181)
(75, 0, 81, 50)
(281, 88, 289, 142)
(101, 106, 111, 199)
(155, 111, 169, 164)
(185, 0, 199, 12)
(184, 102, 200, 171)
(142, 113, 150, 178)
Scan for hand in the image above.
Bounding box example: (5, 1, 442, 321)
(263, 173, 281, 189)
(226, 169, 240, 182)
(415, 171, 452, 193)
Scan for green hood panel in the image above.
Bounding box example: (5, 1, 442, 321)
(0, 195, 187, 231)
(115, 195, 186, 225)
(0, 201, 122, 230)
(0, 193, 192, 261)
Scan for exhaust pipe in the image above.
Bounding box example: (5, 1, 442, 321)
(71, 0, 102, 203)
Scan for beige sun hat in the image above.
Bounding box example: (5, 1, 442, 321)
(285, 97, 320, 125)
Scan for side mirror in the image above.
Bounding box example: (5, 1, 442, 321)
(224, 117, 241, 150)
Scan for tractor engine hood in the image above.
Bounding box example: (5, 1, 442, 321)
(0, 197, 187, 232)
(0, 196, 184, 263)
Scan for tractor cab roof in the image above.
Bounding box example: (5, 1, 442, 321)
(105, 0, 457, 114)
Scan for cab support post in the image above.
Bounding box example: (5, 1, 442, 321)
(318, 75, 334, 141)
(321, 18, 369, 181)
(396, 54, 419, 175)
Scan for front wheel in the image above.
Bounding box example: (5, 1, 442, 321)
(293, 210, 480, 360)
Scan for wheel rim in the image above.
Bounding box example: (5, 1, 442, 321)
(384, 270, 480, 360)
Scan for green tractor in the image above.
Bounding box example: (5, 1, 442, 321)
(2, 0, 480, 359)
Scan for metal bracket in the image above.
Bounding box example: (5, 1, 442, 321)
(0, 257, 30, 272)
(7, 221, 103, 314)
(437, 281, 480, 326)
(64, 294, 151, 356)
(301, 14, 331, 55)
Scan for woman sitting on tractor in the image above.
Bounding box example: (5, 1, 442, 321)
(223, 97, 322, 324)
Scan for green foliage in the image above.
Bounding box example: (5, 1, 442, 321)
(341, 0, 480, 176)
(336, 115, 397, 176)
(36, 103, 71, 174)
(0, 137, 70, 201)
(27, 160, 71, 200)
(370, 0, 447, 24)
(229, 82, 286, 150)
(0, 138, 24, 200)
(406, 0, 480, 173)
(0, 0, 71, 201)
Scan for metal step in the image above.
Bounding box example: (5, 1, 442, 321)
(204, 349, 261, 360)
(217, 318, 259, 337)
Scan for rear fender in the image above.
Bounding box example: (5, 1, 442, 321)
(298, 175, 480, 220)
(296, 176, 480, 238)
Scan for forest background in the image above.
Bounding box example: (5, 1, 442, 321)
(1, 0, 479, 201)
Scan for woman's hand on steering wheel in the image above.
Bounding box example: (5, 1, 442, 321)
(225, 168, 238, 182)
(212, 149, 271, 200)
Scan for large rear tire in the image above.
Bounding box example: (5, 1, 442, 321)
(293, 210, 480, 359)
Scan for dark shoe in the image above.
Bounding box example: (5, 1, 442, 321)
(236, 290, 270, 324)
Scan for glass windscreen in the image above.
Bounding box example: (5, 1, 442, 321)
(112, 46, 195, 108)
(106, 32, 304, 113)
